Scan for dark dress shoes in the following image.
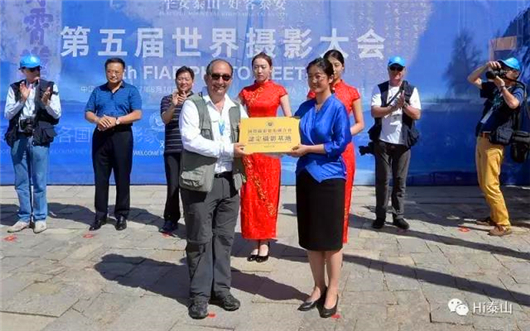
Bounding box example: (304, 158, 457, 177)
(160, 220, 178, 233)
(89, 217, 106, 231)
(320, 295, 339, 318)
(393, 218, 410, 230)
(372, 218, 385, 229)
(115, 216, 127, 231)
(188, 300, 208, 319)
(210, 294, 240, 311)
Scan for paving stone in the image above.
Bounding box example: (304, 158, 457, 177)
(233, 303, 305, 331)
(3, 283, 82, 317)
(80, 292, 141, 326)
(1, 185, 529, 330)
(341, 290, 397, 305)
(0, 312, 55, 331)
(104, 296, 182, 331)
(41, 309, 100, 331)
(472, 314, 517, 330)
(1, 257, 35, 273)
(1, 273, 53, 304)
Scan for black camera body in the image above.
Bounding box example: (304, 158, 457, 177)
(20, 118, 35, 135)
(486, 69, 508, 80)
(359, 141, 375, 156)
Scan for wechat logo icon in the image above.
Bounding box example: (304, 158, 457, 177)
(448, 298, 469, 316)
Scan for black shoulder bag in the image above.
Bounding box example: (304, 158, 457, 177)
(510, 86, 530, 163)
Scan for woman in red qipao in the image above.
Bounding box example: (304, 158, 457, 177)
(307, 50, 365, 244)
(239, 52, 292, 263)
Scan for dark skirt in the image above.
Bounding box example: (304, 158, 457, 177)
(296, 171, 345, 251)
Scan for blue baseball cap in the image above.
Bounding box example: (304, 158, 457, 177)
(388, 56, 406, 67)
(19, 55, 41, 69)
(499, 57, 521, 71)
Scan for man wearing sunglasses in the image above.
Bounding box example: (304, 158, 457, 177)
(370, 56, 422, 230)
(467, 57, 524, 237)
(179, 59, 250, 319)
(4, 55, 61, 234)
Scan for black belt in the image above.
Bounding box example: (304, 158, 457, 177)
(214, 171, 232, 178)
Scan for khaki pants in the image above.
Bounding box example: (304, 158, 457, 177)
(475, 137, 511, 228)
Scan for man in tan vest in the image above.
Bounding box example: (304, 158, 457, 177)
(179, 59, 249, 319)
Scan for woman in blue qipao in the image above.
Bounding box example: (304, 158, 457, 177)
(289, 57, 351, 318)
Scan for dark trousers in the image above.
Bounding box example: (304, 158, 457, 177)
(92, 127, 133, 220)
(374, 140, 411, 221)
(181, 174, 240, 302)
(163, 153, 181, 223)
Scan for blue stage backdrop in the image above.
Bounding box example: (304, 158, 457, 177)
(1, 0, 529, 185)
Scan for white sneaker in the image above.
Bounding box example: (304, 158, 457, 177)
(7, 221, 30, 233)
(33, 221, 47, 234)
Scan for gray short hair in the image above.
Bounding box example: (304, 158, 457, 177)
(206, 59, 233, 76)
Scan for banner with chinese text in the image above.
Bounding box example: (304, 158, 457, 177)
(1, 0, 529, 185)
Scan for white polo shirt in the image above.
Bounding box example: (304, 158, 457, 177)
(371, 84, 421, 145)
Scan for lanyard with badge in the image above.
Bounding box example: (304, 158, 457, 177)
(387, 89, 403, 125)
(218, 119, 225, 136)
(480, 90, 505, 124)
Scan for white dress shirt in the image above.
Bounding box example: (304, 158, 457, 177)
(179, 87, 248, 173)
(4, 81, 62, 127)
(371, 85, 421, 145)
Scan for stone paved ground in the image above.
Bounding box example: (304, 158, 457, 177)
(1, 185, 530, 331)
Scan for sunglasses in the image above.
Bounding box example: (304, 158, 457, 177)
(21, 67, 39, 72)
(210, 73, 232, 81)
(389, 66, 404, 72)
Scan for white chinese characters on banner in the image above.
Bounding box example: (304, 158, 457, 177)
(284, 29, 312, 59)
(61, 26, 90, 57)
(135, 28, 164, 58)
(210, 28, 238, 57)
(320, 28, 349, 58)
(173, 27, 202, 57)
(357, 29, 385, 59)
(246, 28, 276, 57)
(98, 29, 127, 56)
(59, 26, 388, 62)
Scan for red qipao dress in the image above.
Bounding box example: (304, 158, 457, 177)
(307, 80, 360, 243)
(239, 80, 288, 240)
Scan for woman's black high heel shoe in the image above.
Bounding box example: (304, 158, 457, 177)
(256, 241, 270, 263)
(298, 287, 327, 311)
(320, 294, 339, 318)
(247, 241, 259, 262)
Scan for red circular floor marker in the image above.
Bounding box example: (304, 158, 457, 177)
(208, 312, 216, 318)
(458, 227, 470, 233)
(331, 314, 341, 319)
(83, 233, 95, 238)
(4, 235, 17, 242)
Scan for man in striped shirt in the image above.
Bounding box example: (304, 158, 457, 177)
(159, 66, 195, 234)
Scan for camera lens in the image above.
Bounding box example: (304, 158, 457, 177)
(485, 71, 496, 80)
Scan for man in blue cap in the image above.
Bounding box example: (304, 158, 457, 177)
(467, 57, 524, 236)
(4, 55, 61, 234)
(369, 56, 422, 230)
